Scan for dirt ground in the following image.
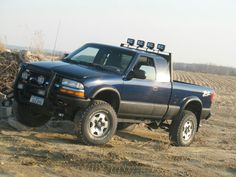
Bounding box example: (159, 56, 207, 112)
(0, 71, 235, 177)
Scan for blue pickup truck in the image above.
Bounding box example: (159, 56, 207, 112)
(14, 39, 215, 146)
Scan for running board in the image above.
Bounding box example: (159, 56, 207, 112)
(117, 118, 152, 124)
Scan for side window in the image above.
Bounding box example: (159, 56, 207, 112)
(134, 56, 156, 80)
(155, 56, 170, 82)
(71, 47, 99, 63)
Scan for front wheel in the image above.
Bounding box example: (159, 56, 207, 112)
(169, 110, 197, 146)
(74, 100, 117, 145)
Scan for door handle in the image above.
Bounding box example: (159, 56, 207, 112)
(153, 87, 158, 91)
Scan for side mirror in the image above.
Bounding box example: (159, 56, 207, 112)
(63, 53, 69, 58)
(127, 70, 146, 80)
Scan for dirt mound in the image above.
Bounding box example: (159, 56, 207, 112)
(0, 51, 20, 93)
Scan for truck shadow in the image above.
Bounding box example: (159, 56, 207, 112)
(116, 131, 155, 142)
(3, 118, 168, 146)
(116, 131, 170, 151)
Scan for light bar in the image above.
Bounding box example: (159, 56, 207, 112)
(137, 40, 145, 48)
(157, 44, 165, 51)
(146, 42, 155, 50)
(127, 38, 135, 46)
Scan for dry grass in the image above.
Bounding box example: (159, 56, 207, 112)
(0, 39, 6, 52)
(30, 31, 45, 56)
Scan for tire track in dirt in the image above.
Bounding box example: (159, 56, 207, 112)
(0, 130, 172, 177)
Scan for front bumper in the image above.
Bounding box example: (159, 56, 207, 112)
(54, 94, 90, 108)
(14, 66, 90, 112)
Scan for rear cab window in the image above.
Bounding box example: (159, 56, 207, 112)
(155, 56, 170, 82)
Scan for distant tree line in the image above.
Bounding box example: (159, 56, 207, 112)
(174, 63, 236, 76)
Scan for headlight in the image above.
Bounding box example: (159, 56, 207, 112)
(21, 71, 29, 80)
(61, 78, 84, 90)
(37, 75, 45, 85)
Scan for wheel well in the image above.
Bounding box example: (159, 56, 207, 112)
(184, 101, 202, 130)
(94, 90, 120, 112)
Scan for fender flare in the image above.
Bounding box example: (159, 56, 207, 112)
(177, 96, 203, 130)
(180, 96, 203, 113)
(90, 86, 121, 112)
(90, 86, 121, 100)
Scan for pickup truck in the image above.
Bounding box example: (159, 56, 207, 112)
(13, 39, 215, 146)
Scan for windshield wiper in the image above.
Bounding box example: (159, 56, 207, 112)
(76, 61, 100, 67)
(81, 62, 109, 71)
(101, 65, 121, 73)
(77, 61, 121, 74)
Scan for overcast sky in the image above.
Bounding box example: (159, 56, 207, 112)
(0, 0, 236, 67)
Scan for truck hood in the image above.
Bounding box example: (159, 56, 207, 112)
(27, 61, 116, 79)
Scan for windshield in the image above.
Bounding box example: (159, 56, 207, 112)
(65, 45, 135, 74)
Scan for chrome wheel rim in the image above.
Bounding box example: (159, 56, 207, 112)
(89, 112, 109, 137)
(182, 120, 194, 141)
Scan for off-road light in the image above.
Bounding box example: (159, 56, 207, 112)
(147, 42, 155, 50)
(17, 83, 23, 89)
(37, 89, 46, 96)
(21, 71, 29, 80)
(37, 75, 45, 85)
(137, 40, 145, 48)
(127, 38, 135, 46)
(157, 44, 165, 52)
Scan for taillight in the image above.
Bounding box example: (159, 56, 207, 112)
(210, 92, 215, 103)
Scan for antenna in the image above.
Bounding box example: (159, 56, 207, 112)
(52, 20, 61, 60)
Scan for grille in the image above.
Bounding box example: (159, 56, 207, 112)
(17, 68, 54, 101)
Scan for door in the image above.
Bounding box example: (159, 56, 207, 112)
(151, 56, 172, 117)
(119, 56, 158, 116)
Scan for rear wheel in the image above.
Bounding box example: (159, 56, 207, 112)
(169, 110, 197, 146)
(117, 123, 136, 132)
(14, 102, 51, 127)
(74, 100, 117, 145)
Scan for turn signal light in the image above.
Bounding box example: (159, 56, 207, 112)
(59, 88, 85, 98)
(210, 92, 216, 103)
